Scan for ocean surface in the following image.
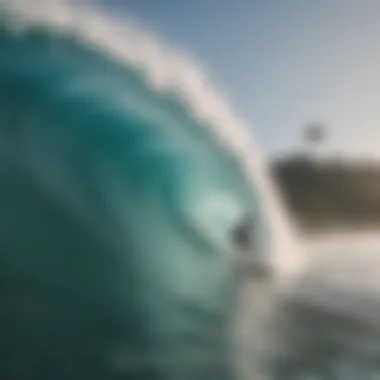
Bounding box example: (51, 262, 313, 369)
(266, 232, 380, 379)
(3, 1, 380, 379)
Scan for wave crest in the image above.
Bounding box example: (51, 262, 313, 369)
(0, 0, 303, 279)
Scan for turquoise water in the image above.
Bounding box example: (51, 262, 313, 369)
(4, 3, 370, 380)
(0, 2, 273, 379)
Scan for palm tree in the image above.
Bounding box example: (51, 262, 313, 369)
(303, 122, 325, 160)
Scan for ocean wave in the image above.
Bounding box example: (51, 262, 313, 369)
(0, 0, 303, 279)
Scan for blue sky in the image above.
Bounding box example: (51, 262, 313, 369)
(102, 0, 380, 159)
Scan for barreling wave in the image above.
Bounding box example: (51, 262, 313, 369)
(0, 2, 309, 380)
(0, 0, 303, 280)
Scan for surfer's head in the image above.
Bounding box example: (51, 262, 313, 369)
(0, 1, 275, 379)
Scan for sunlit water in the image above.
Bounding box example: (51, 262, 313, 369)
(264, 232, 380, 380)
(0, 2, 301, 379)
(3, 1, 380, 380)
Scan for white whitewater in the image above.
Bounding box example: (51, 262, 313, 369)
(288, 231, 380, 327)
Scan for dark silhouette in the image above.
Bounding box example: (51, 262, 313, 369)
(271, 155, 380, 232)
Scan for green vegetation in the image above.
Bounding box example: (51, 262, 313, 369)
(271, 155, 380, 231)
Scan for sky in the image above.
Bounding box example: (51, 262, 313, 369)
(101, 0, 380, 160)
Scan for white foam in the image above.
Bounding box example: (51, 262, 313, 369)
(302, 231, 380, 295)
(0, 0, 304, 280)
(280, 231, 380, 328)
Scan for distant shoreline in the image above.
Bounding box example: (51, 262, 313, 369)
(271, 155, 380, 233)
